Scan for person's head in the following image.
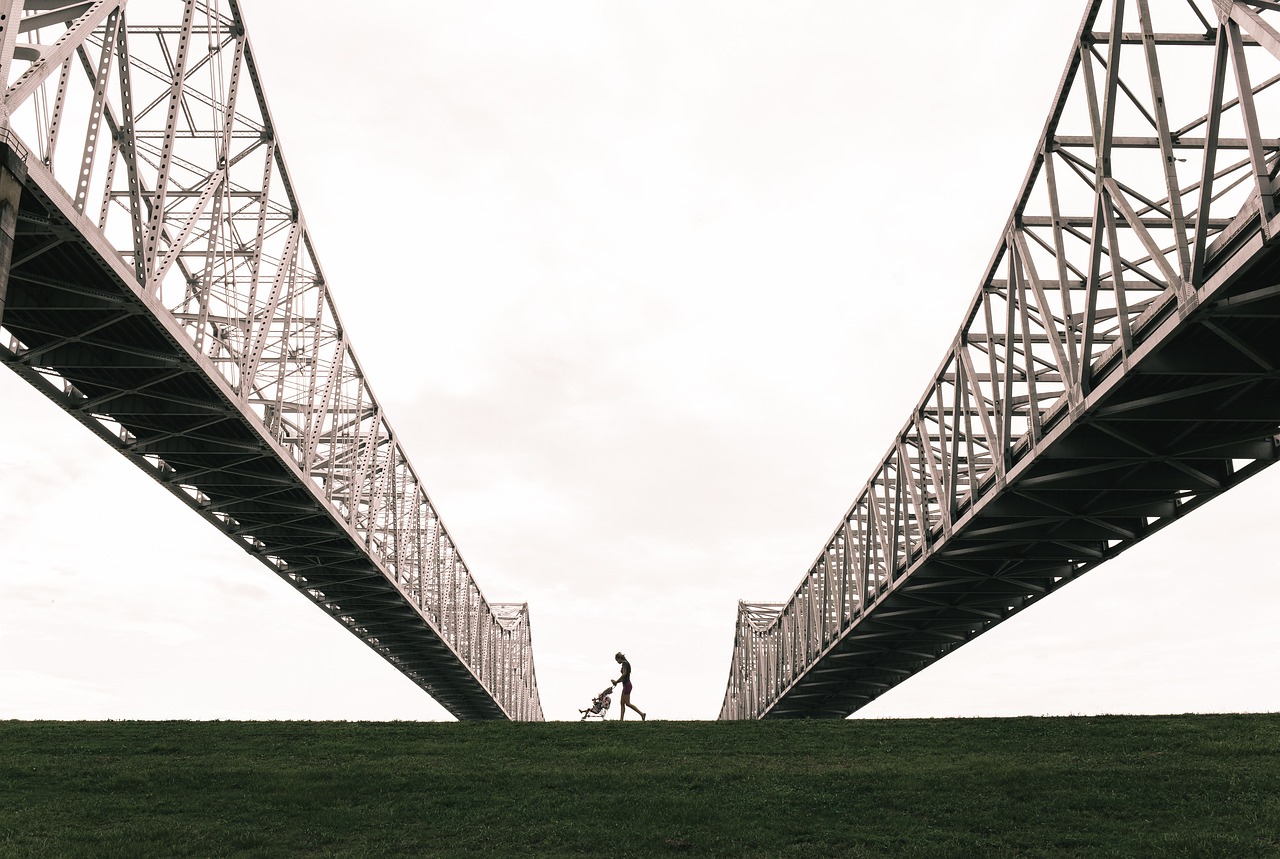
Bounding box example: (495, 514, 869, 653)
(615, 652, 625, 663)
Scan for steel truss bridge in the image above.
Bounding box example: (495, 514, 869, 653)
(721, 0, 1280, 719)
(4, 1, 1278, 726)
(0, 0, 541, 720)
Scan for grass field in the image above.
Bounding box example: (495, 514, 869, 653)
(2, 714, 1278, 857)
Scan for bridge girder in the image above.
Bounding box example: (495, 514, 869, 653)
(0, 0, 543, 720)
(722, 0, 1280, 720)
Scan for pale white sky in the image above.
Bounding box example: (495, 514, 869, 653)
(2, 1, 1277, 721)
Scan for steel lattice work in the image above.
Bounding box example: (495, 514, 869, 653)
(0, 0, 542, 720)
(722, 0, 1280, 719)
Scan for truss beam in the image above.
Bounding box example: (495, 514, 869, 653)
(721, 0, 1280, 720)
(0, 1, 541, 721)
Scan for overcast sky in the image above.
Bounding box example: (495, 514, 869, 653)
(2, 0, 1278, 722)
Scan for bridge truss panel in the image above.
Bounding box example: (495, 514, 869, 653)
(0, 0, 542, 721)
(721, 0, 1280, 719)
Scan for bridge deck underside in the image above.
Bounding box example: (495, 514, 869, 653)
(0, 163, 505, 720)
(765, 232, 1280, 718)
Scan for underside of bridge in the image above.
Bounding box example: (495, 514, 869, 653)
(0, 0, 545, 722)
(0, 0, 544, 721)
(0, 136, 521, 721)
(722, 0, 1280, 720)
(763, 220, 1280, 718)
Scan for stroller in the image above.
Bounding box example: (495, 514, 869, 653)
(578, 685, 613, 720)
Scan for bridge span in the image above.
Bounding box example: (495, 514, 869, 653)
(721, 0, 1280, 719)
(0, 0, 541, 720)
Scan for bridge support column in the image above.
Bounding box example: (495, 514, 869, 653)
(0, 141, 25, 332)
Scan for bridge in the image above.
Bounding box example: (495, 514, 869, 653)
(2, 1, 1276, 725)
(0, 0, 541, 720)
(721, 0, 1280, 718)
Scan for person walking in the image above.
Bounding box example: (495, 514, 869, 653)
(612, 651, 646, 721)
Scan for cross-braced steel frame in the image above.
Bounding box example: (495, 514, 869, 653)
(0, 0, 542, 720)
(722, 0, 1280, 719)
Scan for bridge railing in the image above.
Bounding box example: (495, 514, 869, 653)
(0, 0, 541, 720)
(721, 0, 1280, 719)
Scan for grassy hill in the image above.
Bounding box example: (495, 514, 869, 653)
(2, 714, 1278, 857)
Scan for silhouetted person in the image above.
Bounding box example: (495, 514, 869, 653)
(613, 651, 646, 721)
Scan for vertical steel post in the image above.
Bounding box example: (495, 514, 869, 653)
(0, 0, 24, 104)
(0, 139, 25, 333)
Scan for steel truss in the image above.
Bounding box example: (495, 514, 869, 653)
(0, 0, 542, 720)
(722, 0, 1280, 719)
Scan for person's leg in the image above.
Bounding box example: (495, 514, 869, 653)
(624, 699, 646, 720)
(618, 692, 629, 720)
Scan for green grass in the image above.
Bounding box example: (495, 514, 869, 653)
(1, 714, 1278, 858)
